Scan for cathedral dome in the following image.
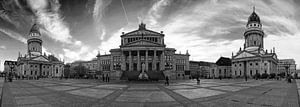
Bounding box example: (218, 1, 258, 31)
(28, 23, 42, 40)
(30, 23, 40, 34)
(247, 7, 261, 25)
(248, 12, 260, 23)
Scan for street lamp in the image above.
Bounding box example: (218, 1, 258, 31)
(7, 61, 17, 82)
(284, 62, 291, 81)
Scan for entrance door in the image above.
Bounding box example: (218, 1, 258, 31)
(156, 63, 160, 71)
(148, 63, 152, 71)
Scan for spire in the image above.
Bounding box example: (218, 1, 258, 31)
(247, 6, 260, 24)
(96, 51, 101, 57)
(273, 47, 275, 53)
(30, 23, 40, 34)
(186, 50, 189, 55)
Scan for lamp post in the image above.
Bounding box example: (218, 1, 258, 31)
(284, 62, 291, 81)
(8, 61, 17, 82)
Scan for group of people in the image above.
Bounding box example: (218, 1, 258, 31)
(102, 74, 110, 82)
(164, 76, 201, 86)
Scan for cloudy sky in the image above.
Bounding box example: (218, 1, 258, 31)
(0, 0, 300, 71)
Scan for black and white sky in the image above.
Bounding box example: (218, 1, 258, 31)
(0, 0, 300, 70)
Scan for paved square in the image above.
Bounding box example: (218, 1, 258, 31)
(94, 84, 128, 90)
(174, 88, 225, 99)
(127, 85, 159, 90)
(15, 96, 45, 105)
(46, 86, 79, 91)
(67, 88, 114, 99)
(116, 91, 175, 102)
(166, 85, 197, 90)
(1, 79, 299, 107)
(210, 85, 248, 91)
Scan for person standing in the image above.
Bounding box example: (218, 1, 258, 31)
(107, 74, 110, 83)
(105, 74, 109, 83)
(196, 77, 200, 85)
(102, 74, 105, 82)
(165, 76, 169, 86)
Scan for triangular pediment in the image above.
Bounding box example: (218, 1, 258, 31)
(124, 40, 163, 47)
(234, 51, 257, 59)
(124, 29, 163, 37)
(32, 56, 49, 62)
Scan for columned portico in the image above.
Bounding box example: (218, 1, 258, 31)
(153, 50, 157, 71)
(129, 51, 132, 71)
(107, 23, 189, 80)
(137, 50, 141, 71)
(145, 50, 148, 72)
(121, 49, 163, 72)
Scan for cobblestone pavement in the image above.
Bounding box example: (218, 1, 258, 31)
(1, 78, 299, 107)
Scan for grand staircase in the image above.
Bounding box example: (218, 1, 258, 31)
(120, 70, 165, 81)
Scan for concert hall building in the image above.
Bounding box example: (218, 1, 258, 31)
(96, 23, 190, 80)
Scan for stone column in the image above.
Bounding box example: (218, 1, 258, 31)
(145, 50, 148, 72)
(137, 50, 141, 72)
(121, 51, 126, 71)
(160, 51, 165, 70)
(129, 51, 132, 71)
(153, 50, 157, 71)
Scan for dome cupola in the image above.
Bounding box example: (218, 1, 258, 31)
(246, 7, 262, 29)
(27, 23, 43, 57)
(248, 11, 260, 24)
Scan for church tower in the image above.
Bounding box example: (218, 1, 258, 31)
(244, 7, 264, 49)
(27, 23, 43, 57)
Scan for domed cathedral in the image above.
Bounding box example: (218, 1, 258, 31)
(96, 23, 190, 80)
(231, 7, 278, 78)
(28, 23, 43, 57)
(16, 23, 64, 79)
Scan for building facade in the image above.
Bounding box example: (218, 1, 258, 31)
(189, 61, 213, 78)
(4, 61, 18, 74)
(96, 23, 190, 80)
(12, 23, 64, 78)
(208, 57, 232, 78)
(232, 9, 278, 78)
(277, 59, 297, 75)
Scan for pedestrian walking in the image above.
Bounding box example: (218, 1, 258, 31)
(165, 76, 169, 86)
(196, 77, 200, 85)
(105, 74, 109, 83)
(102, 74, 105, 82)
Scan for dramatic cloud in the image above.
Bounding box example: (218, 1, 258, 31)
(27, 0, 73, 43)
(0, 45, 6, 50)
(146, 0, 171, 26)
(1, 0, 300, 70)
(0, 28, 26, 43)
